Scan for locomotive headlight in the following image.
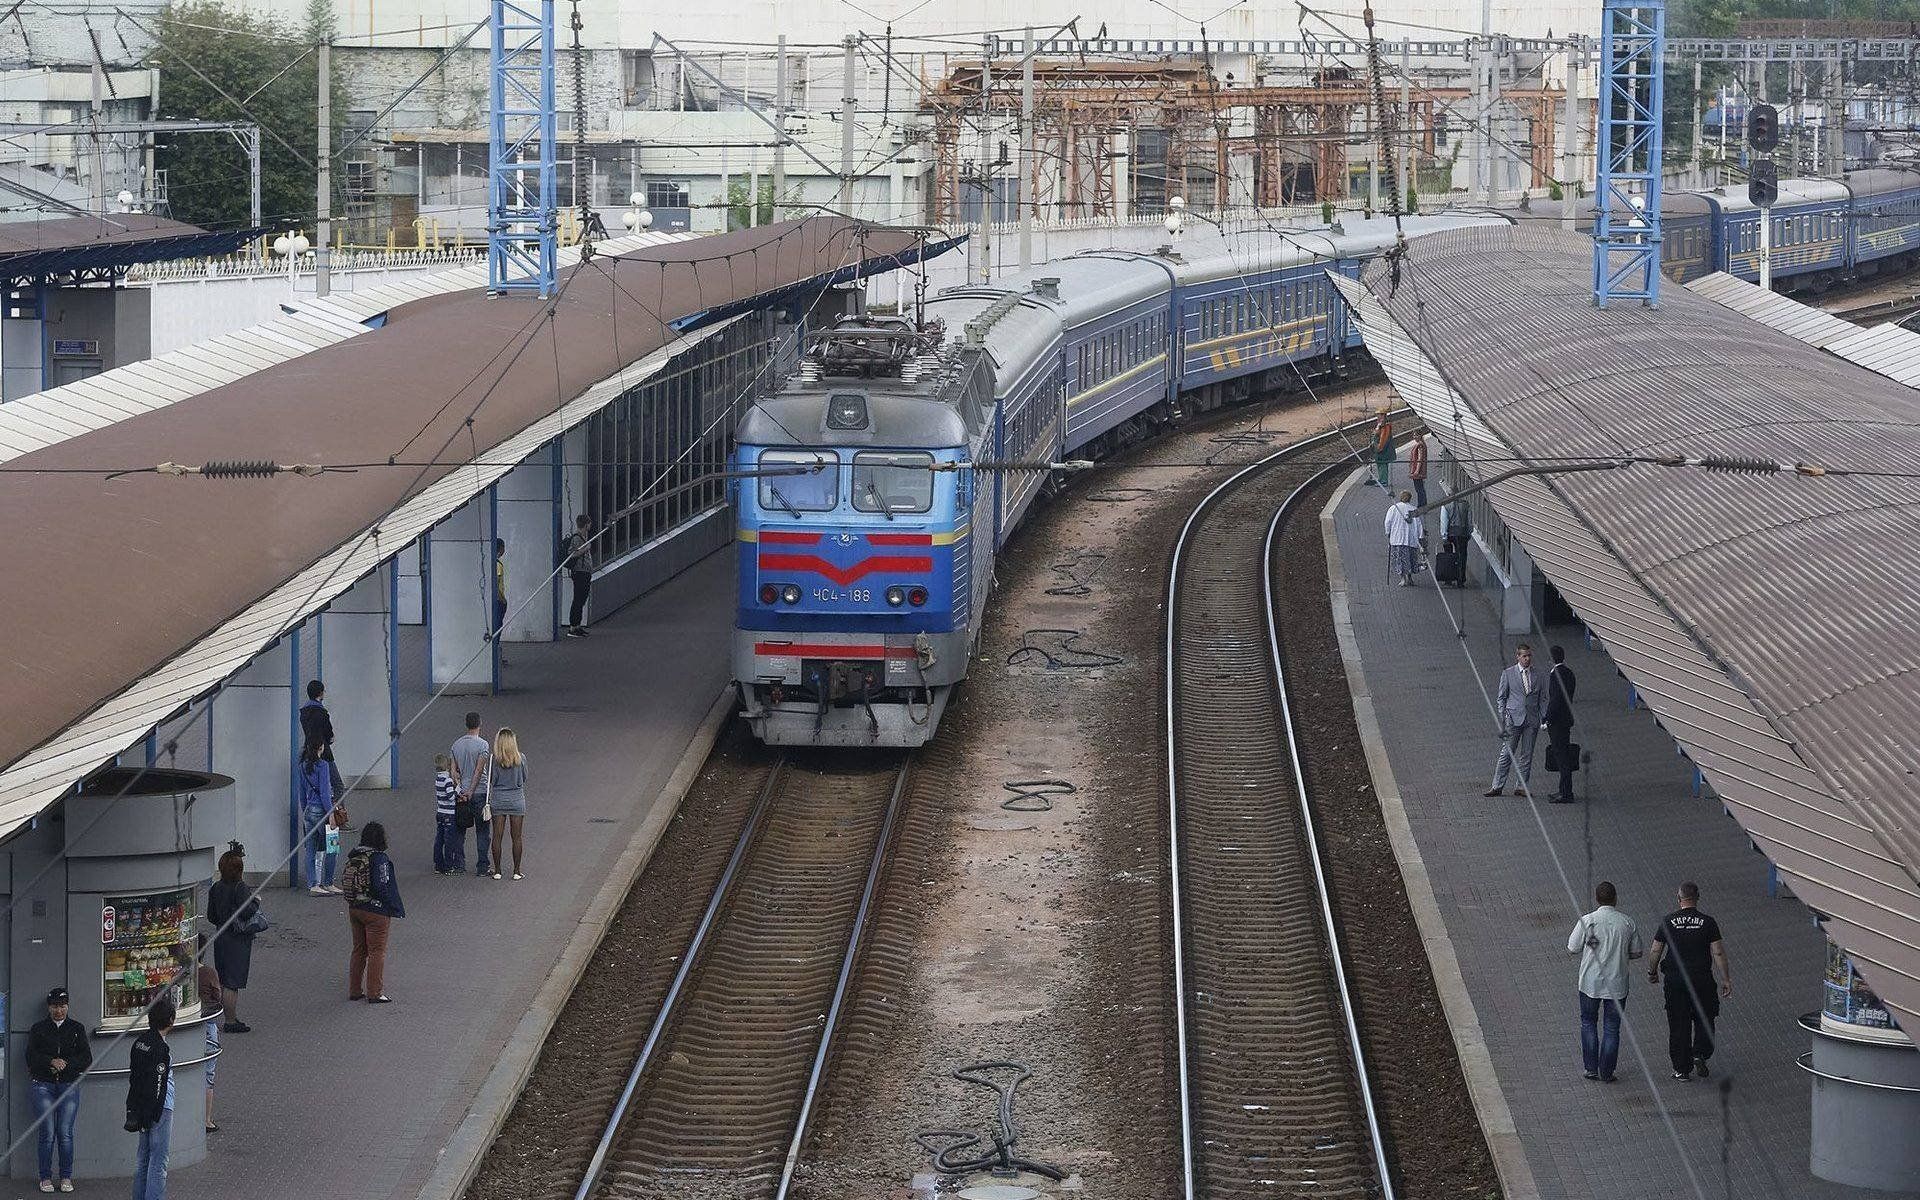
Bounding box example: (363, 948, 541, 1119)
(885, 586, 905, 607)
(781, 584, 802, 605)
(759, 584, 778, 604)
(908, 586, 928, 607)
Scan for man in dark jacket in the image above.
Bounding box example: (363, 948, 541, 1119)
(26, 987, 91, 1191)
(1544, 645, 1579, 803)
(299, 679, 344, 794)
(126, 999, 174, 1200)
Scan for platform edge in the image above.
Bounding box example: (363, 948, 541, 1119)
(1320, 465, 1543, 1200)
(412, 687, 736, 1200)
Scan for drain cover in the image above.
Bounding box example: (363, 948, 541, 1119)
(957, 1187, 1040, 1200)
(548, 704, 593, 714)
(587, 817, 619, 824)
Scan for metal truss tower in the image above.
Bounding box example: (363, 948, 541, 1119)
(489, 0, 558, 297)
(1591, 0, 1665, 307)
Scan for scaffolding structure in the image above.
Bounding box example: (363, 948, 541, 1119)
(921, 54, 1567, 222)
(488, 0, 558, 296)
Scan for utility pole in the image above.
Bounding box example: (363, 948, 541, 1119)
(1473, 1, 1490, 203)
(1018, 26, 1035, 270)
(316, 37, 332, 298)
(1691, 60, 1703, 176)
(89, 48, 105, 214)
(1561, 39, 1579, 230)
(772, 35, 787, 222)
(837, 34, 857, 215)
(1398, 41, 1411, 212)
(978, 35, 992, 283)
(1825, 51, 1844, 175)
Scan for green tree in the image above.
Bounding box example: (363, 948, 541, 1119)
(726, 177, 801, 230)
(147, 1, 346, 234)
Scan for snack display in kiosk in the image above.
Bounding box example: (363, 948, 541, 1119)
(100, 888, 198, 1028)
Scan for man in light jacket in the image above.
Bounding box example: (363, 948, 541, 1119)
(1383, 490, 1422, 587)
(1569, 881, 1643, 1082)
(1485, 643, 1547, 796)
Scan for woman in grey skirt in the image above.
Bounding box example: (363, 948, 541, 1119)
(487, 727, 528, 880)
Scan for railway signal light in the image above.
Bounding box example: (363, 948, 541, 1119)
(1749, 160, 1778, 208)
(1747, 103, 1779, 152)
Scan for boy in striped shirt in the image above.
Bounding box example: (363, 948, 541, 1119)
(432, 754, 462, 874)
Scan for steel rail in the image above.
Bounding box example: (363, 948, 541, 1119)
(571, 756, 789, 1200)
(1260, 462, 1398, 1199)
(1162, 411, 1404, 1200)
(774, 758, 915, 1199)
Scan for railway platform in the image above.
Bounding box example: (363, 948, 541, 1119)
(166, 551, 733, 1200)
(1326, 474, 1918, 1200)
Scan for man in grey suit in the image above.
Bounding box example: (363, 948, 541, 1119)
(1486, 643, 1547, 796)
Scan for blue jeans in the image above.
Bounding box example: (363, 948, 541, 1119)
(132, 1107, 171, 1200)
(434, 813, 462, 872)
(30, 1080, 78, 1182)
(1580, 992, 1625, 1078)
(303, 806, 337, 887)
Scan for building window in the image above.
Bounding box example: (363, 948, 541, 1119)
(645, 179, 690, 210)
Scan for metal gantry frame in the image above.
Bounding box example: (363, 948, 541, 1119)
(489, 0, 558, 297)
(1592, 0, 1665, 308)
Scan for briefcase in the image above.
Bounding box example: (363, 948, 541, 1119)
(1545, 742, 1582, 772)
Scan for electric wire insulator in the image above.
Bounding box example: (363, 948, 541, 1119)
(200, 460, 282, 479)
(1698, 456, 1781, 475)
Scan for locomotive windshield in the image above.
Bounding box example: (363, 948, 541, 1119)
(757, 450, 837, 513)
(851, 452, 935, 514)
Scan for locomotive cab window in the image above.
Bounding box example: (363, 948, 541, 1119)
(852, 451, 935, 514)
(758, 450, 838, 512)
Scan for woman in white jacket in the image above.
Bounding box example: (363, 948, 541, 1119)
(1383, 490, 1422, 586)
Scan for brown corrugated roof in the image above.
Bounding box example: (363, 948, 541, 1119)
(0, 217, 929, 778)
(1357, 224, 1920, 1027)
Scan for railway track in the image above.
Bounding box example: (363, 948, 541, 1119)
(572, 753, 912, 1200)
(1831, 292, 1920, 327)
(1165, 423, 1394, 1200)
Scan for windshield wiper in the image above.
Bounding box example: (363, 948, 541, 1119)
(864, 481, 895, 521)
(767, 485, 804, 520)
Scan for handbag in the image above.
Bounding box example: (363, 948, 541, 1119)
(454, 796, 476, 831)
(480, 799, 493, 824)
(238, 902, 271, 936)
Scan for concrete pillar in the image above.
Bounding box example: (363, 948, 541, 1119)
(1113, 131, 1131, 220)
(1808, 944, 1920, 1191)
(427, 491, 499, 694)
(1, 288, 44, 401)
(1501, 541, 1536, 634)
(208, 635, 295, 863)
(319, 564, 398, 789)
(397, 540, 424, 625)
(495, 447, 563, 643)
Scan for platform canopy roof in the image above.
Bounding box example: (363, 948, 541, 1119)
(0, 218, 957, 838)
(1335, 224, 1920, 1031)
(0, 213, 260, 285)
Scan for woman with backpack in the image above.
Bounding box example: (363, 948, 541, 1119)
(343, 822, 405, 1004)
(204, 844, 260, 1034)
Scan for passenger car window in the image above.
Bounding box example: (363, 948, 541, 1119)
(852, 451, 935, 514)
(758, 450, 837, 512)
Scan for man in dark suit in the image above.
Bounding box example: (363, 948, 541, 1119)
(1544, 645, 1579, 803)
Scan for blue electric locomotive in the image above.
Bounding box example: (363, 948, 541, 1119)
(731, 212, 1503, 746)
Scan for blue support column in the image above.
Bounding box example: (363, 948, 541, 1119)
(488, 0, 558, 297)
(1591, 0, 1666, 308)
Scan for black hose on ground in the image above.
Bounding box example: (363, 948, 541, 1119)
(1006, 629, 1123, 671)
(915, 1061, 1068, 1182)
(1000, 778, 1076, 812)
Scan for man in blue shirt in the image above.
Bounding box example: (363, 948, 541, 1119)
(1567, 880, 1643, 1082)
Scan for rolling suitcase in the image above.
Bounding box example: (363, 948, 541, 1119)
(1434, 542, 1465, 586)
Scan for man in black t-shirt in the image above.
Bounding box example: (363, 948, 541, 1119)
(1648, 881, 1732, 1079)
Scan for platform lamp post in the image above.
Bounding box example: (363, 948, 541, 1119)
(272, 231, 311, 291)
(620, 191, 654, 235)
